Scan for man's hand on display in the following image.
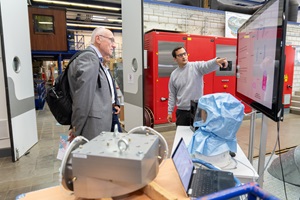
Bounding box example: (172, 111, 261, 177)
(167, 114, 173, 123)
(217, 57, 228, 68)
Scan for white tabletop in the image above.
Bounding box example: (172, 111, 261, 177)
(172, 126, 259, 183)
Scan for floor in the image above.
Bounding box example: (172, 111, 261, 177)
(0, 105, 299, 200)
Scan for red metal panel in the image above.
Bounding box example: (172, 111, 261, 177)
(283, 46, 295, 108)
(144, 32, 156, 120)
(213, 76, 236, 94)
(154, 77, 170, 123)
(186, 35, 216, 94)
(214, 36, 237, 46)
(214, 37, 236, 95)
(214, 37, 253, 114)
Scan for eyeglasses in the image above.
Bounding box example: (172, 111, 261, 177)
(99, 35, 115, 43)
(176, 52, 187, 58)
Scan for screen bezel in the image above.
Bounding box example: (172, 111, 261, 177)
(235, 0, 288, 122)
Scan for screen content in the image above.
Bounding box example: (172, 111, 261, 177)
(172, 139, 194, 191)
(236, 0, 280, 110)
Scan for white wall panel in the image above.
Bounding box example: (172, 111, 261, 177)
(122, 0, 144, 131)
(0, 0, 38, 160)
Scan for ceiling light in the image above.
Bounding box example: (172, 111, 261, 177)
(33, 0, 121, 11)
(91, 17, 105, 21)
(67, 23, 122, 30)
(39, 22, 53, 24)
(91, 18, 121, 23)
(91, 15, 107, 21)
(107, 19, 122, 23)
(92, 15, 107, 19)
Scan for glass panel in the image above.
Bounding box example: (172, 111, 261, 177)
(158, 41, 185, 77)
(216, 45, 236, 76)
(34, 15, 54, 33)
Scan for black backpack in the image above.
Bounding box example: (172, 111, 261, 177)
(46, 49, 94, 125)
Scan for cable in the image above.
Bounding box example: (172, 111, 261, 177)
(221, 157, 238, 170)
(59, 136, 89, 190)
(60, 135, 89, 179)
(277, 121, 288, 200)
(192, 158, 220, 170)
(244, 110, 257, 116)
(254, 119, 288, 200)
(257, 132, 278, 181)
(256, 119, 280, 184)
(234, 158, 257, 182)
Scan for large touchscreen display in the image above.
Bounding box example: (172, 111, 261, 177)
(236, 0, 287, 121)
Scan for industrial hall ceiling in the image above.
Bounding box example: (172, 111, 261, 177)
(28, 0, 122, 31)
(27, 0, 299, 32)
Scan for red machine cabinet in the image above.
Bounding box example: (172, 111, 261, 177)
(144, 31, 216, 125)
(283, 45, 295, 108)
(144, 31, 187, 124)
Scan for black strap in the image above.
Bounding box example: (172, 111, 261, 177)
(65, 49, 94, 72)
(66, 49, 102, 88)
(97, 74, 101, 88)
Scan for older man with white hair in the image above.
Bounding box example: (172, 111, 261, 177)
(68, 27, 117, 141)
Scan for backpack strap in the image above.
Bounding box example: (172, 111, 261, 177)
(65, 49, 95, 72)
(66, 49, 102, 88)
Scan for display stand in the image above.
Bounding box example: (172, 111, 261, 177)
(248, 109, 257, 164)
(257, 114, 269, 188)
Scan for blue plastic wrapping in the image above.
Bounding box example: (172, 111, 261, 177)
(188, 93, 244, 156)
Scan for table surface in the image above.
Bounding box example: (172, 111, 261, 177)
(18, 159, 188, 200)
(172, 126, 259, 182)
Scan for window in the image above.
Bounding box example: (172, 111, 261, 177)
(33, 15, 54, 33)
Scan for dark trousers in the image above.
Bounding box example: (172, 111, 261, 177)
(111, 107, 122, 132)
(176, 109, 191, 126)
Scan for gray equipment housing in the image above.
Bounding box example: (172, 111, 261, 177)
(63, 132, 160, 199)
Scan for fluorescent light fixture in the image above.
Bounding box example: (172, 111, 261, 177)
(33, 0, 121, 11)
(91, 17, 106, 21)
(39, 21, 53, 24)
(91, 15, 121, 23)
(107, 19, 122, 23)
(91, 18, 121, 23)
(91, 15, 107, 21)
(67, 23, 122, 30)
(92, 15, 106, 19)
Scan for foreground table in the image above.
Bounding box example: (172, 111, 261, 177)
(17, 159, 188, 200)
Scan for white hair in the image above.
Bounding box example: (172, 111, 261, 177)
(90, 26, 105, 45)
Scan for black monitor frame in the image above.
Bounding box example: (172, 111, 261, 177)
(236, 0, 288, 122)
